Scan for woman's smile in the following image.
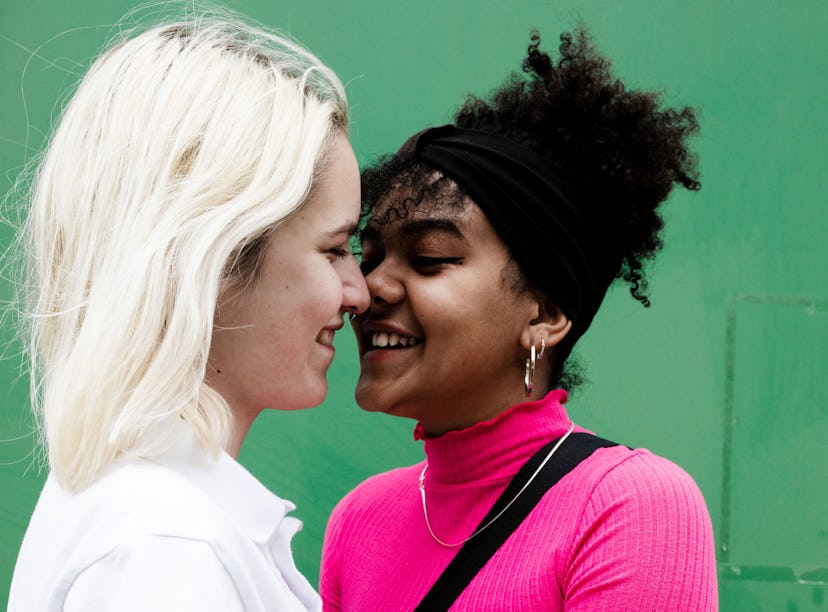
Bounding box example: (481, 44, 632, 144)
(353, 197, 542, 434)
(208, 135, 368, 417)
(368, 331, 422, 349)
(359, 320, 423, 352)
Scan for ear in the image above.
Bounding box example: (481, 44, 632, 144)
(519, 297, 572, 352)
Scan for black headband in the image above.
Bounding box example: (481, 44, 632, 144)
(397, 124, 620, 341)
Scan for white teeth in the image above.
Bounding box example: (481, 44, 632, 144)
(316, 330, 334, 346)
(370, 332, 421, 348)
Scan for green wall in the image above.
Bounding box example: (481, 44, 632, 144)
(2, 1, 826, 609)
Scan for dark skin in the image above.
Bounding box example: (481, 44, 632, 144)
(361, 30, 700, 390)
(353, 192, 570, 435)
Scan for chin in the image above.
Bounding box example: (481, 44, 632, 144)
(306, 387, 328, 409)
(354, 394, 380, 413)
(354, 387, 388, 414)
(355, 388, 411, 418)
(283, 382, 328, 411)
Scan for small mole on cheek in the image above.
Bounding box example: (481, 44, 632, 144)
(216, 369, 221, 374)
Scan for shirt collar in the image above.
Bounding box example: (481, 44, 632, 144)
(416, 388, 578, 485)
(152, 421, 293, 544)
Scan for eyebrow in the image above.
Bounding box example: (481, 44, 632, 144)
(362, 218, 467, 243)
(328, 221, 360, 238)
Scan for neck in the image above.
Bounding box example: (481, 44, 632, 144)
(419, 384, 552, 438)
(227, 409, 259, 459)
(416, 388, 572, 485)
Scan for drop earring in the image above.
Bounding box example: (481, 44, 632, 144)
(524, 342, 537, 397)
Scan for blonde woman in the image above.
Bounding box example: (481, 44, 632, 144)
(9, 12, 368, 611)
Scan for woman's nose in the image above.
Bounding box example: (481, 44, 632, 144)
(364, 260, 404, 306)
(342, 256, 370, 315)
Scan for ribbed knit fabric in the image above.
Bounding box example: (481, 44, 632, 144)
(321, 389, 718, 611)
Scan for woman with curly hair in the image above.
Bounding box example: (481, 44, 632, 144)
(321, 30, 717, 611)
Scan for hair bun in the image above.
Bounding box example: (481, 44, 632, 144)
(456, 28, 700, 306)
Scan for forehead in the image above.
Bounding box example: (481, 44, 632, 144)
(364, 195, 474, 243)
(364, 175, 473, 237)
(361, 193, 516, 269)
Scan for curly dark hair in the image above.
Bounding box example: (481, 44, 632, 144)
(361, 28, 700, 389)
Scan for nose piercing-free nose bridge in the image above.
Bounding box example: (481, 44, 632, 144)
(366, 260, 403, 305)
(346, 261, 370, 312)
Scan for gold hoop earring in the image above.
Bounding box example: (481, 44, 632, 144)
(524, 342, 536, 397)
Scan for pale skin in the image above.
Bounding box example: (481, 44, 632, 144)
(206, 134, 370, 457)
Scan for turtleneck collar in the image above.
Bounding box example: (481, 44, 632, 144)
(414, 389, 580, 486)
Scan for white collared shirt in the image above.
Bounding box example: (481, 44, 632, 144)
(9, 425, 321, 611)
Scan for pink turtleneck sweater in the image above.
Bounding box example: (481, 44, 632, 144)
(321, 390, 717, 611)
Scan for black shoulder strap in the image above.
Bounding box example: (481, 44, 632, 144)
(414, 432, 618, 612)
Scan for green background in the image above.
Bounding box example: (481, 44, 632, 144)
(2, 1, 826, 609)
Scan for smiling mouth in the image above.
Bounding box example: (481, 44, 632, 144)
(369, 332, 422, 349)
(316, 329, 335, 346)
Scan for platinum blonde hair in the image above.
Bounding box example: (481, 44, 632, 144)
(25, 13, 348, 491)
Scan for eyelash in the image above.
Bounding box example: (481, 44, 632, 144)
(411, 256, 463, 270)
(329, 246, 351, 259)
(357, 255, 462, 276)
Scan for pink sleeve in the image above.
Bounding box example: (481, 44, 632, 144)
(562, 452, 718, 611)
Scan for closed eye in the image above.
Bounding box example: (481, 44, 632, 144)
(329, 246, 352, 260)
(411, 256, 463, 269)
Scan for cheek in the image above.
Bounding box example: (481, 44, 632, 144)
(425, 283, 525, 352)
(411, 281, 466, 319)
(285, 271, 346, 337)
(282, 264, 344, 313)
(417, 278, 498, 328)
(320, 269, 347, 310)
